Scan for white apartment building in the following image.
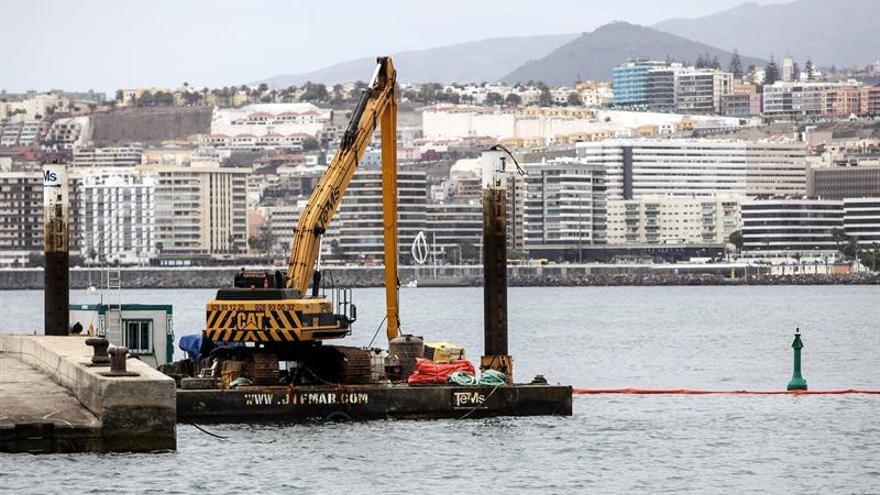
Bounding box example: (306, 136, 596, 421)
(741, 197, 844, 257)
(46, 117, 90, 149)
(210, 103, 332, 138)
(421, 105, 597, 144)
(261, 202, 305, 254)
(77, 168, 155, 264)
(606, 194, 742, 245)
(141, 163, 249, 255)
(576, 139, 807, 200)
(334, 167, 427, 262)
(763, 81, 856, 117)
(73, 145, 143, 167)
(522, 161, 607, 249)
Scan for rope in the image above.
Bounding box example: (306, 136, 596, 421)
(366, 315, 387, 349)
(478, 369, 507, 385)
(447, 371, 477, 385)
(573, 388, 880, 395)
(184, 421, 228, 440)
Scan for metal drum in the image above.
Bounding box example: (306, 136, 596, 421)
(386, 334, 424, 382)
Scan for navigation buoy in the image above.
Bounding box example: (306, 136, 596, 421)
(787, 329, 808, 391)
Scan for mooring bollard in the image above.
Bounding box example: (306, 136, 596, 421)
(85, 337, 111, 365)
(787, 328, 808, 391)
(109, 346, 128, 374)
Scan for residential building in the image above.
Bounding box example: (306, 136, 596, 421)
(762, 81, 854, 117)
(77, 168, 155, 263)
(810, 164, 880, 199)
(576, 139, 808, 200)
(0, 169, 43, 265)
(674, 67, 732, 114)
(262, 203, 304, 254)
(141, 163, 249, 255)
(858, 86, 880, 116)
(843, 198, 880, 247)
(45, 117, 90, 149)
(426, 200, 483, 261)
(612, 59, 667, 108)
(211, 103, 332, 138)
(522, 161, 607, 251)
(73, 145, 143, 168)
(606, 194, 742, 245)
(741, 197, 843, 257)
(333, 167, 427, 262)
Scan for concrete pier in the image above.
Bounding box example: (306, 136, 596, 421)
(0, 335, 176, 453)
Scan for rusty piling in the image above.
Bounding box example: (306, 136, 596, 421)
(480, 149, 513, 380)
(43, 163, 69, 336)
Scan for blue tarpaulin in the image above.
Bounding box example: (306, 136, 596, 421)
(178, 334, 203, 359)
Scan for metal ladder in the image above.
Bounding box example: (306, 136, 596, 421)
(103, 266, 123, 343)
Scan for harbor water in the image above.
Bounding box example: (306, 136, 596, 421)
(2, 285, 879, 493)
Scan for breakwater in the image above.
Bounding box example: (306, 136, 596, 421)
(2, 264, 877, 290)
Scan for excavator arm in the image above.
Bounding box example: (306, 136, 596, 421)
(285, 56, 401, 340)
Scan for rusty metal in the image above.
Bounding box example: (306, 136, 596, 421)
(99, 346, 139, 377)
(85, 337, 111, 365)
(43, 163, 69, 336)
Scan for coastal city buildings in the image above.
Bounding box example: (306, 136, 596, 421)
(741, 197, 844, 257)
(141, 163, 249, 256)
(334, 167, 427, 262)
(576, 139, 808, 200)
(810, 164, 880, 199)
(0, 167, 43, 265)
(521, 161, 607, 251)
(77, 168, 155, 264)
(606, 194, 741, 245)
(843, 198, 880, 247)
(73, 145, 143, 168)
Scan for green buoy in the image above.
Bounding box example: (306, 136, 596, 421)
(787, 329, 808, 391)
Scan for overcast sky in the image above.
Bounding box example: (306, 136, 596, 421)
(0, 0, 787, 94)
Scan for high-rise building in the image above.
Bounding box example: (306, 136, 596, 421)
(141, 163, 249, 255)
(782, 56, 795, 82)
(606, 194, 741, 245)
(763, 82, 855, 117)
(674, 68, 732, 114)
(576, 139, 807, 200)
(77, 168, 155, 263)
(612, 60, 667, 109)
(741, 197, 843, 257)
(0, 169, 43, 265)
(334, 167, 427, 262)
(522, 161, 607, 251)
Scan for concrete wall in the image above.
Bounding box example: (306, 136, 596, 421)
(0, 335, 176, 451)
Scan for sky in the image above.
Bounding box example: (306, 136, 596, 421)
(0, 0, 788, 94)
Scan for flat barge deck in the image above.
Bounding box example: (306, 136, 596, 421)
(177, 383, 572, 422)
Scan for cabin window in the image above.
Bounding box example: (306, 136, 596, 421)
(124, 319, 152, 354)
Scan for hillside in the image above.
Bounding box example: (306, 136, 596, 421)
(256, 34, 578, 86)
(91, 107, 212, 146)
(502, 22, 766, 86)
(653, 0, 879, 67)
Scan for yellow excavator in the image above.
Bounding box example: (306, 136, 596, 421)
(202, 57, 402, 384)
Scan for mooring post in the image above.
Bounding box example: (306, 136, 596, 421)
(787, 328, 807, 391)
(43, 162, 69, 336)
(480, 149, 513, 381)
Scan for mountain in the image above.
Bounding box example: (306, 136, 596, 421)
(653, 0, 880, 68)
(256, 34, 578, 87)
(501, 22, 766, 86)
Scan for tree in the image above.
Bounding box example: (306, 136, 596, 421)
(792, 62, 800, 82)
(485, 92, 503, 105)
(804, 59, 815, 81)
(695, 53, 707, 68)
(504, 93, 522, 106)
(302, 137, 320, 151)
(566, 91, 582, 106)
(764, 56, 779, 85)
(115, 89, 124, 102)
(728, 230, 744, 251)
(830, 227, 847, 253)
(302, 82, 328, 102)
(728, 50, 743, 78)
(710, 55, 721, 70)
(538, 86, 553, 107)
